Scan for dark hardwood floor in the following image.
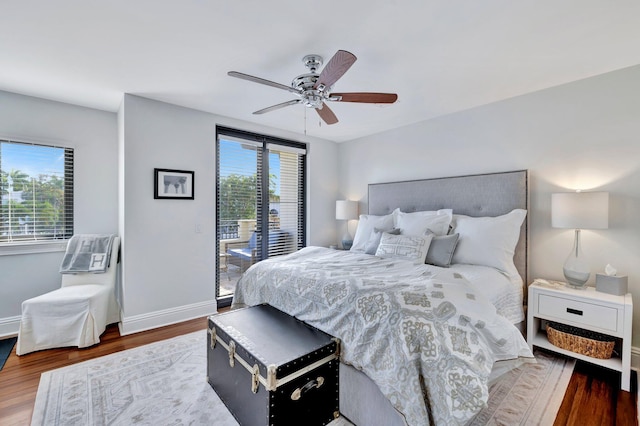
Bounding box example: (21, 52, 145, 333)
(0, 318, 636, 426)
(0, 318, 207, 426)
(554, 358, 637, 426)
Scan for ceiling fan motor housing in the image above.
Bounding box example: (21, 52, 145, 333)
(292, 73, 326, 108)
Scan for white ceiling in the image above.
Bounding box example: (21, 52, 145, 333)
(2, 1, 639, 142)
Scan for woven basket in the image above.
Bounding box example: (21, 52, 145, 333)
(547, 322, 615, 359)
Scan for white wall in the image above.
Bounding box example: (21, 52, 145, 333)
(338, 65, 640, 345)
(118, 94, 338, 333)
(0, 91, 118, 336)
(0, 91, 338, 337)
(118, 94, 217, 331)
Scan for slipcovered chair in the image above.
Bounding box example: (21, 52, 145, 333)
(16, 236, 120, 355)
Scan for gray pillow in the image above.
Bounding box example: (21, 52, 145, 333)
(364, 227, 400, 255)
(425, 233, 460, 267)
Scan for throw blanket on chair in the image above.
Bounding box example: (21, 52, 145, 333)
(60, 234, 115, 274)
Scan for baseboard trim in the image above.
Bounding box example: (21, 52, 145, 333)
(632, 346, 640, 372)
(0, 315, 21, 339)
(118, 300, 217, 336)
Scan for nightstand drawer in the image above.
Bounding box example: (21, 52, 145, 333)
(537, 294, 619, 332)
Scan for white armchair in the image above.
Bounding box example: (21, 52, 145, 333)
(16, 236, 120, 355)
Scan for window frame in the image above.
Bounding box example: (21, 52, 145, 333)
(0, 138, 74, 254)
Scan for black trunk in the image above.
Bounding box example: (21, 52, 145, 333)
(207, 304, 340, 426)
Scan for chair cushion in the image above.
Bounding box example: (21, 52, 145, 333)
(229, 248, 253, 261)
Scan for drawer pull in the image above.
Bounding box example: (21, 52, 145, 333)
(566, 308, 583, 316)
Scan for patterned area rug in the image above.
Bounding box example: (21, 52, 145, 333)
(31, 331, 574, 425)
(470, 349, 575, 425)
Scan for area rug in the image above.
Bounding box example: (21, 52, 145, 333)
(0, 337, 17, 371)
(32, 330, 574, 425)
(469, 349, 575, 425)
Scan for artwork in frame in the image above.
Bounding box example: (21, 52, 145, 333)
(154, 168, 194, 200)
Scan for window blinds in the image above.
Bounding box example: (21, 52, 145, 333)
(0, 139, 74, 243)
(216, 127, 306, 263)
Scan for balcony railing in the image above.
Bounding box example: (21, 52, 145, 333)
(219, 220, 240, 239)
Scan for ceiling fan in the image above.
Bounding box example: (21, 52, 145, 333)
(228, 50, 398, 125)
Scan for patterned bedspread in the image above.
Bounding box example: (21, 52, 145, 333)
(232, 247, 533, 425)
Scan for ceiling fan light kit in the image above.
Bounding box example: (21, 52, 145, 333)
(228, 50, 398, 125)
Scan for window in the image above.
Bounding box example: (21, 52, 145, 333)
(0, 139, 74, 244)
(216, 127, 306, 306)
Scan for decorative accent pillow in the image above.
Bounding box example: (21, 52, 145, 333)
(395, 209, 452, 237)
(425, 232, 460, 268)
(451, 209, 527, 278)
(375, 232, 434, 264)
(350, 209, 398, 252)
(364, 227, 401, 255)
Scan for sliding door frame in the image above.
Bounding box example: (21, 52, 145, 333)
(215, 126, 307, 308)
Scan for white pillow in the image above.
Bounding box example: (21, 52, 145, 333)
(451, 209, 527, 278)
(350, 209, 398, 252)
(375, 232, 434, 265)
(395, 209, 452, 237)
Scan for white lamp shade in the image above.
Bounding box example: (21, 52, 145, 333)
(551, 192, 609, 229)
(336, 200, 358, 220)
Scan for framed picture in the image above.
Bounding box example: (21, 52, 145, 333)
(154, 168, 194, 200)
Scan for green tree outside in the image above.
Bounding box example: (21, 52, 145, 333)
(0, 168, 67, 240)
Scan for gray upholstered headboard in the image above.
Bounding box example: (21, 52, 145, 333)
(368, 170, 529, 285)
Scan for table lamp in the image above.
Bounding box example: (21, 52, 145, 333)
(336, 200, 358, 250)
(551, 191, 608, 288)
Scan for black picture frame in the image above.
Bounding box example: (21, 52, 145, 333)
(154, 168, 194, 200)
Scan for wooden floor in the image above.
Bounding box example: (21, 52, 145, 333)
(0, 318, 207, 426)
(0, 319, 637, 426)
(554, 358, 638, 426)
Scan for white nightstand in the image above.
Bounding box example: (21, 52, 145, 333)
(527, 279, 633, 391)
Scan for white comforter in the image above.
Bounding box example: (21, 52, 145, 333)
(232, 247, 533, 425)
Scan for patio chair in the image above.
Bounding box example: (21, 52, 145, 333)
(226, 230, 289, 272)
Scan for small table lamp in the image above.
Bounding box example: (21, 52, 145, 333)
(336, 200, 358, 250)
(551, 191, 609, 288)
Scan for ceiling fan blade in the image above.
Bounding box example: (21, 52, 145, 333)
(253, 99, 302, 115)
(228, 71, 302, 95)
(315, 102, 339, 125)
(331, 92, 398, 104)
(314, 50, 357, 90)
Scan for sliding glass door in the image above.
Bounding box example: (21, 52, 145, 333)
(216, 127, 306, 307)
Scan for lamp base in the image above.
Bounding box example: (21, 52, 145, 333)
(563, 229, 589, 289)
(563, 267, 589, 288)
(341, 228, 353, 250)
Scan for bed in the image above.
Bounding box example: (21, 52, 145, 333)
(231, 170, 533, 426)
